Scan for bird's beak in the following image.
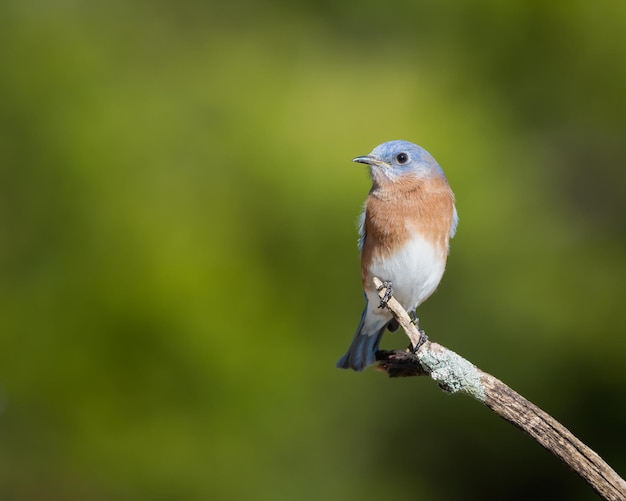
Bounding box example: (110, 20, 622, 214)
(352, 155, 372, 165)
(352, 155, 388, 167)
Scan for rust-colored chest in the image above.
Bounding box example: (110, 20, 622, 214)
(360, 176, 455, 286)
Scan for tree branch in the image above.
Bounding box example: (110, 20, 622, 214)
(372, 277, 626, 501)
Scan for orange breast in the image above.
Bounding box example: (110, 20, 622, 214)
(361, 175, 455, 288)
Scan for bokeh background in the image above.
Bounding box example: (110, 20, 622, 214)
(1, 0, 626, 499)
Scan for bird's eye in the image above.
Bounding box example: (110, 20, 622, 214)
(396, 153, 409, 164)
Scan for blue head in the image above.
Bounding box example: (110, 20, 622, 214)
(353, 140, 445, 184)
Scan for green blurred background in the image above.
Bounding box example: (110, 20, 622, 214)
(1, 0, 625, 499)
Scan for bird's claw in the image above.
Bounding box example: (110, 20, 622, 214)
(377, 281, 393, 309)
(409, 329, 428, 353)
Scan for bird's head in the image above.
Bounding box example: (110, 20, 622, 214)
(353, 140, 445, 185)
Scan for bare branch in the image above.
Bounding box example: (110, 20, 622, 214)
(372, 277, 626, 501)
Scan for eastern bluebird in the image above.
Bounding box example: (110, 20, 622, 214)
(337, 140, 458, 371)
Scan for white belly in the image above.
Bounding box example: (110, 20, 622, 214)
(365, 234, 446, 313)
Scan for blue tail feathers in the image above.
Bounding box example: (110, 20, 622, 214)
(336, 303, 389, 371)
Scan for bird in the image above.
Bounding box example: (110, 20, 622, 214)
(336, 140, 458, 371)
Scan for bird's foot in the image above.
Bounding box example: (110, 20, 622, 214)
(409, 311, 419, 327)
(376, 281, 393, 309)
(409, 329, 429, 354)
